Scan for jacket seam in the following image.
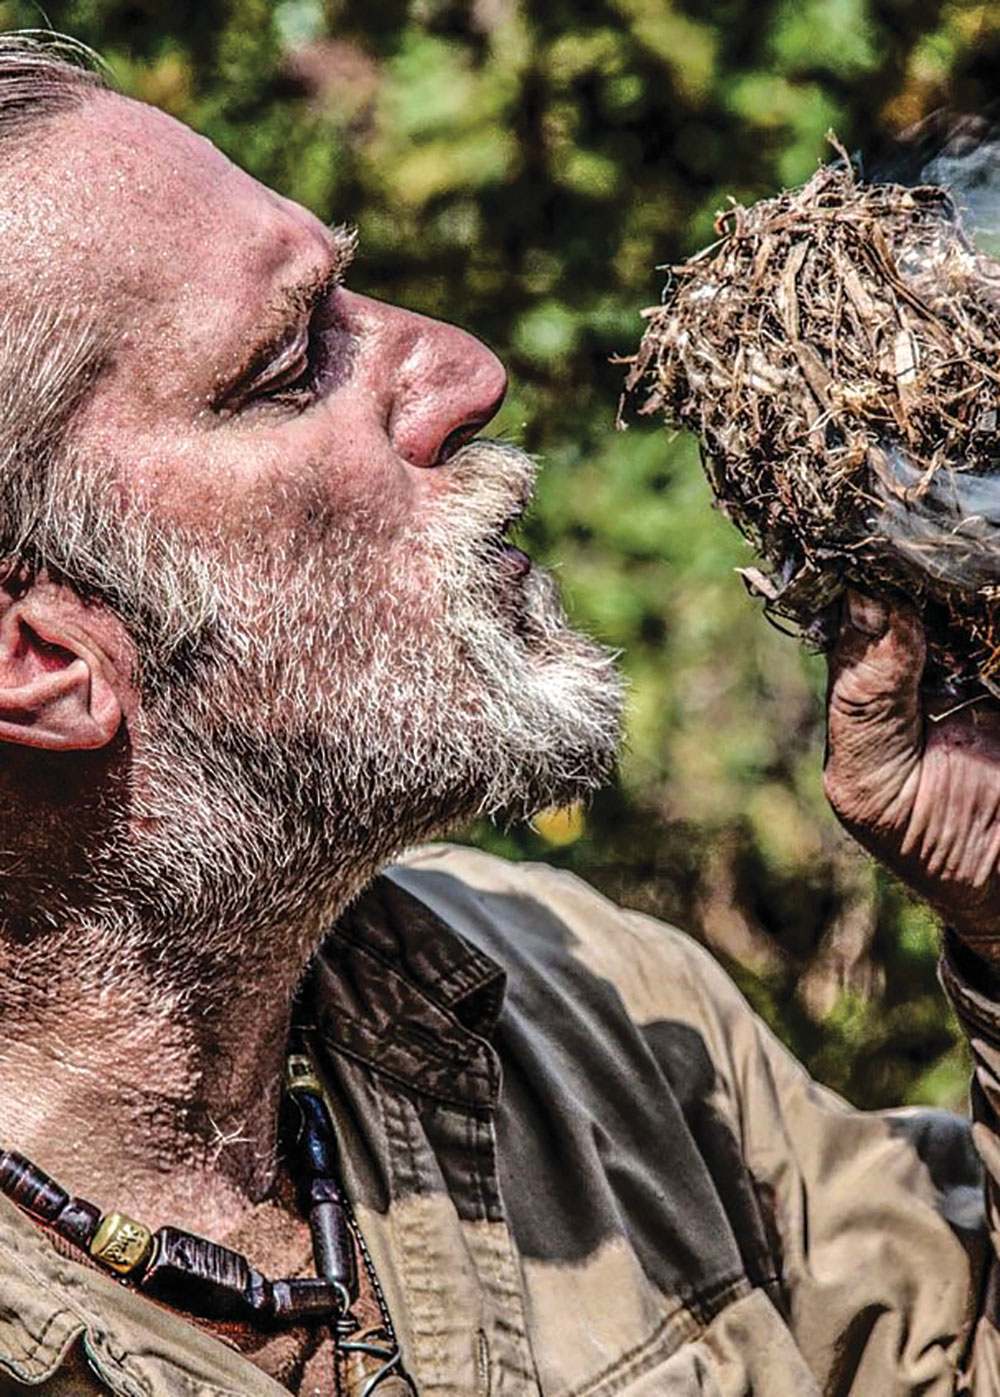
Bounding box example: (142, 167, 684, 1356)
(569, 1298, 703, 1397)
(570, 1275, 752, 1397)
(329, 937, 495, 1063)
(0, 1305, 85, 1379)
(319, 1036, 498, 1111)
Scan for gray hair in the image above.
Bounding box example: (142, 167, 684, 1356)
(0, 37, 183, 649)
(0, 304, 222, 678)
(0, 35, 234, 685)
(0, 30, 109, 574)
(0, 29, 106, 131)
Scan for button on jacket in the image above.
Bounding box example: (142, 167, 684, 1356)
(0, 843, 994, 1395)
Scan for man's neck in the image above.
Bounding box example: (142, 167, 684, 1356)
(0, 924, 324, 1241)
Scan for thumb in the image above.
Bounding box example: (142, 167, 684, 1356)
(824, 589, 925, 832)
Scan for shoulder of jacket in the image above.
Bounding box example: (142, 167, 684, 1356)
(387, 842, 745, 1035)
(389, 840, 640, 936)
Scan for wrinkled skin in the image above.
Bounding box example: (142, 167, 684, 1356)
(827, 589, 1000, 958)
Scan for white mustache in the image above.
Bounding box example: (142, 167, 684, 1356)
(430, 438, 537, 540)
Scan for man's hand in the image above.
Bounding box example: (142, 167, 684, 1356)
(825, 589, 1000, 958)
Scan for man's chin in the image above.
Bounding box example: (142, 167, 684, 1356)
(467, 642, 624, 818)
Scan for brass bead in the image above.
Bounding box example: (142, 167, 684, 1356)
(285, 1053, 322, 1096)
(89, 1211, 154, 1276)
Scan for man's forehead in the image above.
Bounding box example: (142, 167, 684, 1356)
(4, 90, 322, 320)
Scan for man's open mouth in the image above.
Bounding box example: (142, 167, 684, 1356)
(500, 540, 531, 580)
(496, 501, 531, 580)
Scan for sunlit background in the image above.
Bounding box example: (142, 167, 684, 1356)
(8, 0, 1000, 1108)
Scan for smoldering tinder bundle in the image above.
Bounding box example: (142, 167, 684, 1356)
(627, 156, 1000, 693)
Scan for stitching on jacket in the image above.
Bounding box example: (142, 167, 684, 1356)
(333, 939, 496, 1074)
(319, 1035, 497, 1111)
(0, 1227, 253, 1397)
(568, 1274, 754, 1397)
(0, 1305, 84, 1376)
(568, 1298, 707, 1397)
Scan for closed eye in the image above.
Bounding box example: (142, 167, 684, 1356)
(250, 324, 313, 400)
(239, 313, 334, 412)
(215, 228, 356, 414)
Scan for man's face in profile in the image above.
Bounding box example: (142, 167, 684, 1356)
(5, 87, 622, 941)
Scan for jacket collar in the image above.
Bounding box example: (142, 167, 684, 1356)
(310, 870, 507, 1110)
(0, 860, 508, 1392)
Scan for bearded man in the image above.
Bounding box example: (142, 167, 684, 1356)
(0, 29, 998, 1397)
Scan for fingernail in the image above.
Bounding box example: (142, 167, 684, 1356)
(846, 590, 888, 637)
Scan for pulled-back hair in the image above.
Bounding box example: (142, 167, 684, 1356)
(0, 33, 110, 589)
(0, 30, 106, 132)
(0, 33, 224, 676)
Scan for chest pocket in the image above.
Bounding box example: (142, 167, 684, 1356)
(549, 1289, 820, 1397)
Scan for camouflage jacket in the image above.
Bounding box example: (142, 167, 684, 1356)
(0, 843, 996, 1395)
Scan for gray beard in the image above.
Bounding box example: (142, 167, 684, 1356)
(54, 440, 623, 986)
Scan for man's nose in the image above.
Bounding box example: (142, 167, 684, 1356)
(340, 290, 508, 466)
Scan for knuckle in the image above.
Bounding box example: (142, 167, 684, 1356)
(829, 682, 903, 729)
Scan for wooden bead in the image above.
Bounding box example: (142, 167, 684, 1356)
(55, 1197, 102, 1251)
(270, 1277, 346, 1322)
(0, 1153, 101, 1252)
(141, 1226, 258, 1320)
(141, 1228, 347, 1324)
(0, 1152, 69, 1222)
(308, 1178, 357, 1297)
(284, 1089, 341, 1179)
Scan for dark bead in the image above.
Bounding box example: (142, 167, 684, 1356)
(140, 1226, 259, 1321)
(55, 1197, 102, 1250)
(284, 1090, 341, 1180)
(0, 1151, 69, 1222)
(270, 1277, 346, 1321)
(245, 1270, 276, 1318)
(308, 1181, 357, 1297)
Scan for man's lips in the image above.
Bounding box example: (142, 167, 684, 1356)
(496, 494, 532, 581)
(500, 541, 532, 581)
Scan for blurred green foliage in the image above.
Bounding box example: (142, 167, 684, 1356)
(6, 0, 1000, 1108)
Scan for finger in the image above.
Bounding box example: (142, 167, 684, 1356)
(824, 589, 925, 832)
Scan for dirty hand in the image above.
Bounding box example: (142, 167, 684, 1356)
(825, 589, 1000, 960)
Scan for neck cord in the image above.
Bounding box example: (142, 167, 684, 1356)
(0, 1035, 415, 1397)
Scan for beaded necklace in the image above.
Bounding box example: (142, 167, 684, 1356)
(0, 1031, 415, 1396)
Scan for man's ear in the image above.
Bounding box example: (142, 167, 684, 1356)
(0, 577, 132, 752)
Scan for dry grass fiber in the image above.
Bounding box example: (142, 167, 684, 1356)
(626, 151, 1000, 694)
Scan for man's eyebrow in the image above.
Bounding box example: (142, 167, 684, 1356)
(288, 222, 358, 314)
(213, 222, 357, 407)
